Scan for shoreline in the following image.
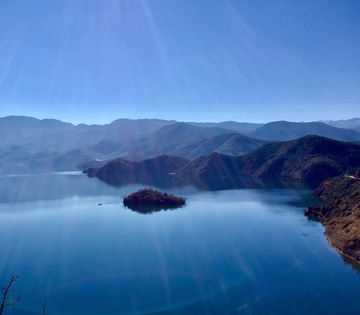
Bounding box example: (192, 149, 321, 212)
(326, 234, 360, 266)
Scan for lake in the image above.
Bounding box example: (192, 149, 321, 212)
(0, 172, 360, 315)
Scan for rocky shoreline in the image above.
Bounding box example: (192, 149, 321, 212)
(305, 170, 360, 263)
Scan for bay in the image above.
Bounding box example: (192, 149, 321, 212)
(0, 172, 359, 315)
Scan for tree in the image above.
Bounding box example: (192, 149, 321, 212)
(0, 275, 21, 315)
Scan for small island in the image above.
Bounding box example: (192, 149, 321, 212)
(123, 188, 185, 214)
(305, 169, 360, 263)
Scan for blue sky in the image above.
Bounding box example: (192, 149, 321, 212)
(0, 0, 359, 124)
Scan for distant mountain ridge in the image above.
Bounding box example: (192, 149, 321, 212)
(319, 118, 360, 130)
(170, 133, 270, 159)
(188, 121, 263, 134)
(248, 121, 360, 141)
(2, 115, 360, 175)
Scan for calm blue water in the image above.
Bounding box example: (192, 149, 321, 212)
(0, 172, 360, 315)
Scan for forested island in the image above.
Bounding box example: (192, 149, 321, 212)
(123, 188, 185, 214)
(123, 188, 185, 206)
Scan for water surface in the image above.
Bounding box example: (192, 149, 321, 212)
(0, 172, 359, 314)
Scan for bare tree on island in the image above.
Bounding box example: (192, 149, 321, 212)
(0, 275, 21, 315)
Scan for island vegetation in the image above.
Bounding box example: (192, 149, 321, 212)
(123, 188, 185, 206)
(305, 169, 360, 263)
(123, 188, 185, 214)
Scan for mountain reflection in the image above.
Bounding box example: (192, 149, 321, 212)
(97, 172, 313, 191)
(97, 173, 191, 189)
(341, 254, 360, 274)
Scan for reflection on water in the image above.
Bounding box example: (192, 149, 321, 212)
(93, 172, 191, 190)
(1, 173, 360, 315)
(93, 172, 314, 192)
(124, 203, 185, 214)
(341, 254, 360, 274)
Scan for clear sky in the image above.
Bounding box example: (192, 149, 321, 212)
(0, 0, 359, 125)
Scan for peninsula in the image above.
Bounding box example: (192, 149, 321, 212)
(305, 170, 360, 262)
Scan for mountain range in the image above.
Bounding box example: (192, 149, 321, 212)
(1, 115, 360, 175)
(247, 121, 360, 141)
(86, 135, 360, 189)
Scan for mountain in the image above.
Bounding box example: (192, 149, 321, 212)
(179, 135, 360, 186)
(170, 133, 269, 159)
(0, 116, 74, 147)
(305, 172, 360, 262)
(188, 121, 263, 134)
(0, 116, 176, 152)
(90, 135, 360, 189)
(1, 117, 256, 174)
(52, 150, 94, 171)
(178, 152, 241, 179)
(239, 135, 360, 184)
(0, 146, 60, 174)
(118, 122, 239, 161)
(0, 116, 178, 174)
(92, 155, 191, 187)
(248, 121, 360, 142)
(18, 118, 176, 153)
(320, 118, 360, 130)
(3, 115, 360, 176)
(78, 132, 268, 169)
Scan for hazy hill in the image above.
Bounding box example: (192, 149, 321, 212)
(170, 133, 269, 159)
(0, 117, 258, 174)
(3, 115, 360, 177)
(0, 116, 74, 146)
(188, 121, 263, 134)
(320, 118, 360, 130)
(0, 116, 178, 174)
(0, 148, 60, 174)
(0, 116, 175, 151)
(248, 121, 360, 141)
(17, 118, 176, 153)
(119, 122, 238, 160)
(52, 150, 94, 171)
(143, 122, 237, 152)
